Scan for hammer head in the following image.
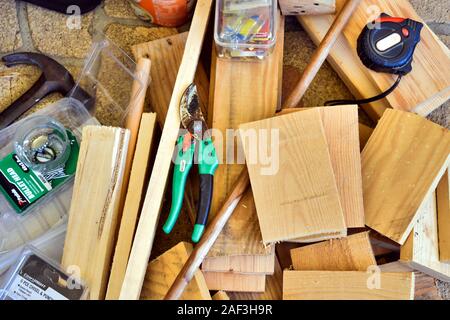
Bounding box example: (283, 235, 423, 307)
(1, 52, 75, 95)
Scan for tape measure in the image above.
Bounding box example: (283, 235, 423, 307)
(357, 13, 423, 75)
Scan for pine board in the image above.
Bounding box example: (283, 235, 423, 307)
(239, 108, 346, 244)
(400, 192, 450, 282)
(290, 232, 376, 271)
(203, 272, 266, 292)
(120, 0, 213, 299)
(363, 109, 450, 245)
(437, 168, 450, 263)
(62, 126, 130, 300)
(228, 257, 283, 300)
(283, 271, 414, 300)
(279, 0, 335, 16)
(140, 242, 211, 300)
(342, 0, 450, 116)
(212, 291, 230, 300)
(106, 113, 157, 299)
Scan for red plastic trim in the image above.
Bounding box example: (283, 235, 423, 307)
(375, 17, 406, 24)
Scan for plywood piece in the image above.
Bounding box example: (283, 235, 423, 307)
(120, 0, 213, 299)
(203, 272, 266, 292)
(437, 168, 450, 263)
(290, 232, 376, 271)
(62, 126, 130, 300)
(202, 247, 275, 274)
(363, 109, 450, 245)
(106, 113, 157, 299)
(279, 0, 335, 16)
(228, 257, 283, 300)
(342, 0, 450, 116)
(239, 108, 346, 244)
(140, 242, 211, 300)
(400, 192, 450, 282)
(212, 291, 230, 300)
(283, 271, 414, 300)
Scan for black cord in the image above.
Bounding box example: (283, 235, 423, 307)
(324, 75, 403, 106)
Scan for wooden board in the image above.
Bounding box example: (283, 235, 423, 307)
(437, 168, 450, 263)
(212, 291, 230, 300)
(62, 126, 130, 300)
(283, 271, 414, 300)
(140, 242, 211, 300)
(228, 257, 283, 300)
(203, 272, 266, 292)
(239, 108, 346, 244)
(290, 232, 376, 271)
(359, 122, 373, 150)
(400, 192, 450, 282)
(363, 109, 450, 245)
(202, 247, 275, 274)
(298, 0, 450, 120)
(120, 0, 213, 299)
(342, 0, 450, 117)
(279, 0, 335, 16)
(106, 113, 157, 299)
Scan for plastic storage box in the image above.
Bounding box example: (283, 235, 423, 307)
(214, 0, 277, 59)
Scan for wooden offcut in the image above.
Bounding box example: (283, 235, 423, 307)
(140, 242, 211, 300)
(239, 109, 346, 244)
(62, 126, 130, 300)
(437, 168, 450, 263)
(120, 0, 213, 299)
(283, 271, 415, 300)
(203, 272, 266, 292)
(212, 291, 230, 300)
(290, 232, 376, 271)
(400, 192, 450, 282)
(279, 0, 335, 16)
(107, 113, 157, 299)
(363, 109, 450, 245)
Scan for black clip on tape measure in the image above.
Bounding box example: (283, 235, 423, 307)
(325, 13, 423, 106)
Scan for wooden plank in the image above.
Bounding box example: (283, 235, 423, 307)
(140, 242, 211, 300)
(283, 271, 414, 300)
(203, 272, 266, 292)
(279, 0, 335, 16)
(120, 0, 213, 299)
(437, 168, 450, 263)
(212, 291, 230, 300)
(62, 126, 130, 300)
(359, 122, 373, 150)
(342, 0, 450, 116)
(106, 113, 157, 299)
(400, 192, 450, 282)
(239, 109, 346, 244)
(363, 109, 450, 245)
(228, 257, 283, 300)
(202, 247, 275, 274)
(290, 232, 376, 271)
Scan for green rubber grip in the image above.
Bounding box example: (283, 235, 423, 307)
(163, 136, 195, 234)
(198, 137, 219, 175)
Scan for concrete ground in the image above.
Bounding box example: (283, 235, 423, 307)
(0, 0, 448, 298)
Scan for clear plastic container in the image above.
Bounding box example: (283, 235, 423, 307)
(214, 0, 277, 60)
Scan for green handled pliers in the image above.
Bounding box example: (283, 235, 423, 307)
(163, 83, 219, 243)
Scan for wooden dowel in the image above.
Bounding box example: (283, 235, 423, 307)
(282, 0, 362, 109)
(164, 170, 250, 300)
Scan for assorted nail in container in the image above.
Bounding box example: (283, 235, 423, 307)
(214, 0, 277, 60)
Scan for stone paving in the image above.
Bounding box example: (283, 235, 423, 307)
(0, 0, 449, 298)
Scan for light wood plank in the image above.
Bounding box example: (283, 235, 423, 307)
(363, 109, 450, 245)
(106, 113, 157, 299)
(212, 291, 230, 300)
(342, 0, 450, 116)
(290, 232, 376, 271)
(279, 0, 335, 15)
(140, 242, 211, 300)
(437, 168, 450, 263)
(62, 126, 130, 300)
(283, 271, 414, 300)
(400, 192, 450, 282)
(239, 109, 346, 244)
(203, 272, 266, 292)
(120, 0, 213, 299)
